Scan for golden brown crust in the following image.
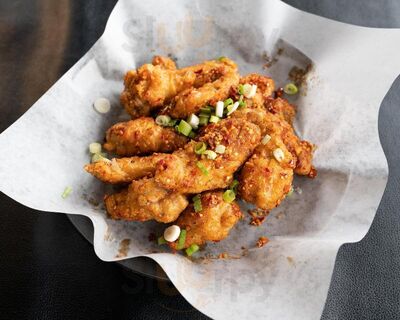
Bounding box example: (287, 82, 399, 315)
(103, 117, 188, 156)
(84, 154, 165, 184)
(105, 178, 188, 223)
(231, 107, 314, 176)
(265, 97, 296, 125)
(154, 118, 261, 194)
(121, 57, 239, 119)
(239, 133, 294, 210)
(169, 191, 242, 249)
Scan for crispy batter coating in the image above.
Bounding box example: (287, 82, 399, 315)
(155, 118, 261, 194)
(231, 108, 315, 176)
(237, 74, 275, 109)
(265, 97, 296, 125)
(239, 133, 295, 210)
(169, 191, 242, 249)
(105, 178, 188, 223)
(103, 117, 188, 156)
(121, 57, 239, 119)
(84, 154, 164, 184)
(166, 58, 240, 118)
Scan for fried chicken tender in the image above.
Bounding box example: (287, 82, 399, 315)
(84, 154, 164, 184)
(103, 117, 188, 156)
(239, 133, 295, 210)
(105, 178, 189, 223)
(231, 108, 315, 176)
(155, 118, 261, 194)
(166, 58, 240, 118)
(121, 56, 239, 119)
(169, 191, 242, 249)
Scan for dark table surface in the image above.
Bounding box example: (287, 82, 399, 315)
(1, 1, 400, 319)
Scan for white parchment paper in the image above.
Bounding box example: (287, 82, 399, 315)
(1, 0, 400, 318)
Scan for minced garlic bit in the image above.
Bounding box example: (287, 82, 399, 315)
(261, 134, 271, 145)
(273, 148, 285, 162)
(164, 225, 181, 242)
(243, 83, 257, 98)
(93, 97, 111, 114)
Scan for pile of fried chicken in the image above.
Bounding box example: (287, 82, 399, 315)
(84, 56, 316, 253)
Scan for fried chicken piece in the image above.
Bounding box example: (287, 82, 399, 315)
(105, 178, 188, 223)
(84, 154, 164, 184)
(169, 191, 242, 249)
(155, 118, 261, 194)
(231, 108, 315, 176)
(103, 117, 188, 156)
(239, 133, 295, 210)
(166, 58, 240, 118)
(121, 57, 239, 119)
(265, 97, 296, 125)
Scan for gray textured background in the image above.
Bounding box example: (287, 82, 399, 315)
(284, 1, 400, 319)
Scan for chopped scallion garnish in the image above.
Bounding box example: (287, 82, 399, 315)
(199, 115, 209, 125)
(61, 186, 72, 199)
(194, 142, 207, 155)
(227, 102, 239, 115)
(158, 236, 167, 245)
(193, 195, 202, 212)
(215, 144, 226, 154)
(224, 98, 233, 107)
(91, 152, 108, 163)
(203, 150, 217, 160)
(209, 115, 220, 124)
(215, 101, 224, 117)
(89, 142, 102, 154)
(217, 56, 226, 61)
(238, 95, 246, 108)
(196, 162, 209, 175)
(223, 189, 236, 203)
(200, 106, 213, 114)
(229, 179, 239, 193)
(187, 114, 200, 129)
(188, 131, 196, 139)
(283, 83, 298, 95)
(155, 115, 172, 126)
(238, 84, 244, 95)
(287, 187, 294, 197)
(177, 229, 187, 250)
(186, 244, 200, 256)
(177, 120, 192, 136)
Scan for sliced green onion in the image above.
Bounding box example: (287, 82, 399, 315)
(209, 115, 220, 124)
(196, 162, 209, 175)
(187, 114, 200, 129)
(188, 131, 196, 139)
(223, 189, 236, 203)
(215, 101, 224, 117)
(217, 56, 226, 61)
(186, 244, 200, 256)
(203, 150, 217, 160)
(91, 152, 108, 163)
(61, 186, 72, 199)
(193, 195, 202, 212)
(194, 142, 207, 155)
(287, 187, 294, 197)
(238, 95, 246, 108)
(169, 119, 178, 127)
(155, 115, 171, 126)
(158, 236, 167, 245)
(227, 101, 239, 115)
(177, 120, 192, 136)
(89, 142, 102, 154)
(229, 179, 239, 193)
(199, 115, 209, 125)
(283, 83, 298, 95)
(224, 98, 234, 107)
(238, 84, 244, 95)
(200, 106, 213, 114)
(176, 229, 187, 250)
(215, 144, 226, 154)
